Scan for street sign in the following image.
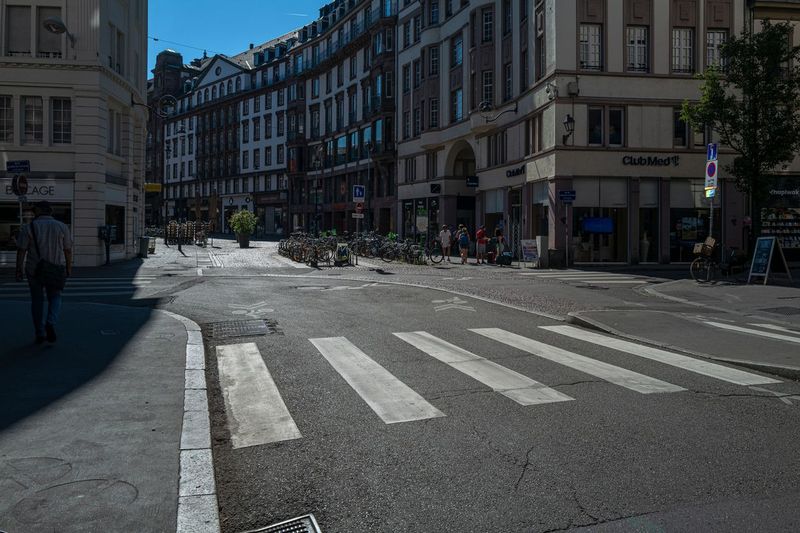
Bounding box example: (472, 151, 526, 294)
(466, 176, 479, 187)
(6, 160, 30, 173)
(352, 185, 365, 203)
(351, 213, 365, 219)
(559, 190, 577, 203)
(355, 202, 363, 213)
(707, 143, 718, 162)
(705, 160, 718, 191)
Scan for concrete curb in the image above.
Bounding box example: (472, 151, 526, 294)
(567, 310, 800, 382)
(160, 310, 221, 533)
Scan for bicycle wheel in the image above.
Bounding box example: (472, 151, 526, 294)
(428, 245, 444, 264)
(381, 248, 396, 263)
(690, 257, 710, 283)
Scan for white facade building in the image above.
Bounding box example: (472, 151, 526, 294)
(0, 0, 148, 266)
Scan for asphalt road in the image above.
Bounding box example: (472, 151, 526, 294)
(162, 274, 800, 533)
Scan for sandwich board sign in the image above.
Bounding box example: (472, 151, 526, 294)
(520, 239, 539, 264)
(747, 236, 793, 285)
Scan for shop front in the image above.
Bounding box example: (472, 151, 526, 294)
(571, 177, 629, 263)
(401, 197, 441, 241)
(221, 194, 252, 234)
(255, 192, 288, 237)
(760, 175, 800, 261)
(668, 178, 721, 263)
(1, 177, 74, 262)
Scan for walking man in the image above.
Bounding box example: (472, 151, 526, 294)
(439, 224, 452, 262)
(15, 201, 72, 344)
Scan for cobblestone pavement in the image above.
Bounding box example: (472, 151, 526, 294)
(191, 238, 691, 319)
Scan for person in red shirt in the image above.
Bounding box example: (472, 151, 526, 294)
(476, 225, 488, 264)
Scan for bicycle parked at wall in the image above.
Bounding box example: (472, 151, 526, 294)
(689, 237, 748, 283)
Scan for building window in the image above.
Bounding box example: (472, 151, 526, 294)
(337, 63, 344, 87)
(403, 64, 411, 93)
(105, 205, 125, 244)
(242, 120, 249, 143)
(588, 107, 603, 145)
(37, 6, 62, 58)
(5, 6, 32, 56)
(609, 108, 624, 146)
(188, 134, 194, 154)
(520, 48, 529, 93)
(350, 55, 358, 80)
(482, 70, 494, 105)
(265, 114, 272, 138)
(188, 161, 193, 176)
(445, 0, 453, 17)
(502, 0, 512, 35)
(413, 60, 422, 88)
(430, 98, 439, 128)
(707, 30, 727, 69)
(413, 107, 421, 136)
(426, 151, 438, 179)
(503, 63, 512, 101)
(254, 95, 261, 112)
(23, 96, 43, 145)
(253, 118, 260, 141)
(0, 96, 12, 142)
(253, 148, 260, 169)
(430, 1, 439, 24)
(277, 145, 284, 164)
(277, 113, 284, 136)
(482, 8, 494, 42)
(404, 157, 416, 183)
(403, 111, 410, 139)
(51, 98, 71, 144)
(266, 92, 272, 109)
(266, 146, 272, 165)
(451, 35, 463, 67)
(428, 46, 440, 76)
(403, 21, 411, 48)
(579, 24, 602, 71)
(672, 28, 694, 73)
(243, 99, 249, 115)
(451, 88, 463, 122)
(278, 89, 285, 106)
(673, 109, 688, 147)
(626, 26, 649, 72)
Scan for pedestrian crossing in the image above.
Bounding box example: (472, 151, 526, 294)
(517, 269, 660, 286)
(702, 321, 800, 346)
(214, 326, 782, 448)
(0, 276, 156, 299)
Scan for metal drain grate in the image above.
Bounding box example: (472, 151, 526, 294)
(204, 319, 281, 339)
(759, 306, 800, 316)
(240, 513, 322, 533)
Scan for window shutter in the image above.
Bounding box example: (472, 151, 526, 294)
(6, 6, 32, 55)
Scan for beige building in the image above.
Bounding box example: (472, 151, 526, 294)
(0, 0, 148, 266)
(396, 0, 800, 264)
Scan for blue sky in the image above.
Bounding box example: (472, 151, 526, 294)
(147, 0, 323, 73)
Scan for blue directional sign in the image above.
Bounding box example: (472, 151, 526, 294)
(352, 185, 365, 203)
(559, 190, 577, 203)
(6, 160, 30, 173)
(707, 143, 718, 162)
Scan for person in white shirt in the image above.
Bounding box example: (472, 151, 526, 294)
(438, 225, 452, 262)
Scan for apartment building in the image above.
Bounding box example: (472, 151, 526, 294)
(0, 0, 148, 266)
(396, 0, 800, 264)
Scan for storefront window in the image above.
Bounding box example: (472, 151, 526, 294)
(572, 178, 628, 262)
(639, 178, 659, 262)
(1, 202, 71, 251)
(669, 179, 720, 262)
(105, 205, 125, 244)
(761, 176, 800, 261)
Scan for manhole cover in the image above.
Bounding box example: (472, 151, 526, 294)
(759, 306, 800, 316)
(204, 319, 281, 339)
(240, 513, 321, 533)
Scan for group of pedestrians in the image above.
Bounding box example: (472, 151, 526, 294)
(438, 223, 505, 265)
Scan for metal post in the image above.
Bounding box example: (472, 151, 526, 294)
(565, 203, 570, 268)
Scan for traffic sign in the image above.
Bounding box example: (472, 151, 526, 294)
(707, 143, 718, 162)
(6, 160, 30, 173)
(353, 185, 365, 203)
(559, 190, 577, 203)
(705, 160, 718, 190)
(351, 213, 365, 219)
(355, 202, 363, 214)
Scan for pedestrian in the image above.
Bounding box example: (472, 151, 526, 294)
(438, 224, 452, 262)
(457, 225, 471, 264)
(15, 201, 72, 344)
(476, 225, 488, 264)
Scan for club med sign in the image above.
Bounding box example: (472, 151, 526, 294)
(622, 155, 680, 167)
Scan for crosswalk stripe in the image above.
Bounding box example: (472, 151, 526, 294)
(540, 325, 781, 386)
(309, 337, 445, 424)
(576, 280, 648, 284)
(0, 291, 139, 297)
(529, 274, 636, 279)
(470, 328, 685, 394)
(394, 331, 573, 406)
(216, 343, 302, 448)
(704, 321, 800, 345)
(748, 324, 800, 337)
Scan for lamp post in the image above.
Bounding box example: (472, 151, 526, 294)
(562, 114, 575, 145)
(478, 101, 518, 123)
(42, 16, 76, 51)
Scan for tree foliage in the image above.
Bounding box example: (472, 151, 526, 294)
(682, 20, 800, 204)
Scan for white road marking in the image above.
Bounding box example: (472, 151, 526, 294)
(196, 268, 203, 276)
(309, 337, 445, 424)
(530, 274, 636, 279)
(0, 280, 151, 287)
(432, 296, 475, 312)
(540, 325, 781, 386)
(577, 280, 649, 284)
(748, 323, 800, 337)
(704, 321, 800, 345)
(470, 328, 685, 394)
(0, 291, 140, 297)
(216, 343, 302, 448)
(393, 331, 573, 406)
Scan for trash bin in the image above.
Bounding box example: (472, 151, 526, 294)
(139, 236, 150, 258)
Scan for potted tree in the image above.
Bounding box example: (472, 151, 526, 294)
(229, 209, 258, 248)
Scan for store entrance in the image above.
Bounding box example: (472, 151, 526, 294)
(572, 207, 629, 263)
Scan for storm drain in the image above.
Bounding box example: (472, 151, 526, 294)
(760, 306, 800, 316)
(203, 319, 282, 339)
(240, 513, 322, 533)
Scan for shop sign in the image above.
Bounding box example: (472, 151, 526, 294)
(2, 178, 72, 201)
(144, 183, 162, 192)
(256, 193, 285, 204)
(769, 188, 800, 197)
(521, 239, 539, 262)
(466, 176, 479, 187)
(506, 164, 526, 178)
(622, 155, 680, 167)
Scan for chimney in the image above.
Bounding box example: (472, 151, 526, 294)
(249, 43, 254, 50)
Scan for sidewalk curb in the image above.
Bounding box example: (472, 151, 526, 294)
(160, 310, 221, 533)
(566, 311, 800, 382)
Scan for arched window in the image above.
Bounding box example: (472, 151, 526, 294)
(212, 86, 217, 99)
(204, 88, 209, 102)
(227, 80, 232, 94)
(235, 77, 241, 92)
(198, 92, 203, 105)
(219, 83, 225, 97)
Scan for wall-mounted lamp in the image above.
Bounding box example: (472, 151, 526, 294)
(479, 101, 518, 123)
(43, 16, 75, 48)
(562, 114, 575, 145)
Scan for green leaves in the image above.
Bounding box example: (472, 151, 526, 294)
(229, 209, 258, 235)
(682, 21, 800, 203)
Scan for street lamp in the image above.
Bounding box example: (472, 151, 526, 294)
(43, 16, 75, 48)
(479, 101, 518, 123)
(562, 114, 575, 145)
